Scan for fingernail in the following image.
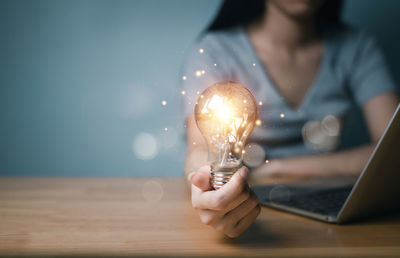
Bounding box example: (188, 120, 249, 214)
(239, 168, 248, 180)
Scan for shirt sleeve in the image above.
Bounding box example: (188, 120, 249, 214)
(348, 32, 397, 106)
(180, 36, 230, 120)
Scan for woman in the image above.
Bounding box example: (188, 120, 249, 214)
(182, 0, 399, 238)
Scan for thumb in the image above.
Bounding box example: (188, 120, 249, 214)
(202, 167, 248, 208)
(218, 166, 249, 195)
(190, 165, 213, 191)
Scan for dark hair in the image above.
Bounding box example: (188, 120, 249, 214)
(207, 0, 344, 31)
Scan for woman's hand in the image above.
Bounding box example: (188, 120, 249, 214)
(190, 166, 261, 238)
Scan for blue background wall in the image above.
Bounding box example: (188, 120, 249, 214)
(1, 0, 399, 176)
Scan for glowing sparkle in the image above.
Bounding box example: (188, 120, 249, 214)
(252, 63, 256, 67)
(213, 63, 217, 67)
(161, 100, 167, 106)
(243, 99, 247, 104)
(196, 91, 200, 95)
(242, 150, 246, 154)
(265, 159, 269, 164)
(255, 119, 262, 126)
(164, 127, 168, 131)
(200, 95, 204, 99)
(182, 75, 187, 80)
(258, 101, 263, 106)
(192, 141, 196, 145)
(280, 113, 285, 118)
(181, 90, 186, 95)
(199, 48, 204, 54)
(201, 70, 205, 75)
(195, 70, 202, 77)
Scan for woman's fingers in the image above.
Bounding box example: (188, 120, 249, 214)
(196, 208, 223, 226)
(191, 166, 260, 238)
(231, 205, 261, 238)
(212, 191, 259, 237)
(207, 191, 261, 238)
(224, 191, 259, 223)
(192, 167, 249, 211)
(203, 168, 249, 210)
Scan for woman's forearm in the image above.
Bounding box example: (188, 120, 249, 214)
(253, 144, 375, 179)
(184, 145, 208, 178)
(280, 144, 374, 176)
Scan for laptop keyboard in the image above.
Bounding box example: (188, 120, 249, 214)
(265, 185, 354, 216)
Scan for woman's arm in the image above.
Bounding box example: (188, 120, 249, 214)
(251, 92, 399, 180)
(184, 114, 208, 182)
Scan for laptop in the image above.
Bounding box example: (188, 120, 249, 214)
(252, 104, 400, 224)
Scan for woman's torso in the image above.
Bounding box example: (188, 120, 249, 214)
(181, 24, 395, 159)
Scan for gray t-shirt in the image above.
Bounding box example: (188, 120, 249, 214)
(181, 24, 396, 158)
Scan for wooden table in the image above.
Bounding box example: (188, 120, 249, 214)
(1, 177, 400, 257)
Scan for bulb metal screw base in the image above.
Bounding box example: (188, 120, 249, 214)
(210, 171, 236, 190)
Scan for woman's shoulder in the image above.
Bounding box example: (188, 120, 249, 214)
(324, 22, 382, 70)
(324, 22, 377, 51)
(182, 26, 245, 69)
(194, 26, 244, 52)
(202, 26, 243, 40)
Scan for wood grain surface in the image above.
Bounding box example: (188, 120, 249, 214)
(0, 177, 399, 257)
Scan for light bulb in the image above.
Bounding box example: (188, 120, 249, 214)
(194, 81, 258, 189)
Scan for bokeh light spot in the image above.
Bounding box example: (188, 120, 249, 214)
(302, 115, 341, 151)
(133, 132, 159, 160)
(322, 115, 340, 136)
(243, 143, 265, 168)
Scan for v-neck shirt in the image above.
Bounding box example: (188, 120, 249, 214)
(181, 24, 396, 158)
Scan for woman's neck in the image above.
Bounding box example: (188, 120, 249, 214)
(249, 4, 318, 50)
